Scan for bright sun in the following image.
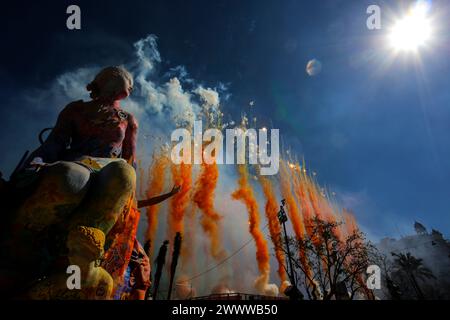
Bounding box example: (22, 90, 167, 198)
(389, 2, 433, 52)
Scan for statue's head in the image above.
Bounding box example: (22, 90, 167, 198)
(87, 66, 133, 102)
(67, 226, 106, 266)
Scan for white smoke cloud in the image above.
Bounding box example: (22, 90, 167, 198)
(194, 86, 220, 110)
(174, 274, 197, 299)
(280, 280, 291, 296)
(255, 272, 279, 296)
(134, 34, 161, 73)
(125, 34, 201, 128)
(211, 281, 236, 295)
(56, 68, 97, 101)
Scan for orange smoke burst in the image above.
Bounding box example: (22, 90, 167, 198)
(280, 160, 307, 242)
(303, 169, 338, 228)
(145, 154, 169, 251)
(302, 170, 344, 239)
(291, 165, 314, 237)
(342, 209, 359, 236)
(193, 162, 226, 261)
(259, 176, 288, 283)
(232, 165, 273, 294)
(168, 162, 193, 239)
(280, 160, 312, 280)
(306, 178, 325, 222)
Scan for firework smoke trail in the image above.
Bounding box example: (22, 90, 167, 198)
(342, 209, 358, 237)
(232, 165, 277, 296)
(306, 174, 326, 223)
(292, 163, 329, 284)
(280, 160, 307, 242)
(312, 178, 345, 241)
(145, 154, 169, 256)
(193, 162, 226, 261)
(293, 164, 333, 292)
(259, 176, 288, 283)
(304, 171, 343, 238)
(325, 194, 347, 241)
(319, 195, 344, 240)
(301, 165, 347, 285)
(291, 163, 315, 237)
(340, 209, 373, 299)
(279, 160, 313, 282)
(345, 211, 373, 299)
(306, 173, 340, 233)
(168, 162, 193, 239)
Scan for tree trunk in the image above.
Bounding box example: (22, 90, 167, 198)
(409, 274, 425, 300)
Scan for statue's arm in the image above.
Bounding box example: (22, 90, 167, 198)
(122, 113, 138, 169)
(137, 185, 181, 208)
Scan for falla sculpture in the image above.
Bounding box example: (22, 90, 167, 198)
(0, 66, 179, 299)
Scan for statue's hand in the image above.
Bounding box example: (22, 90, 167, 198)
(27, 157, 47, 171)
(171, 185, 181, 195)
(29, 157, 45, 167)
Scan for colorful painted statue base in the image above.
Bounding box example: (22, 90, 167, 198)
(28, 226, 113, 300)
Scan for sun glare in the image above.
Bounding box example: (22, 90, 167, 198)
(389, 2, 432, 52)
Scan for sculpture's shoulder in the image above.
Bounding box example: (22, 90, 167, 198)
(125, 111, 138, 130)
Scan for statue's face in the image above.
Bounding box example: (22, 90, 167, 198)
(115, 81, 133, 100)
(101, 77, 133, 102)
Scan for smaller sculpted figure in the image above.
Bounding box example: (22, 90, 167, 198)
(28, 226, 113, 300)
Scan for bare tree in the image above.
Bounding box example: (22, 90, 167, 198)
(275, 217, 377, 300)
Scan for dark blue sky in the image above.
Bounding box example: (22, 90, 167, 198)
(1, 0, 449, 239)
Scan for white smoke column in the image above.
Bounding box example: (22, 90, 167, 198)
(174, 274, 197, 299)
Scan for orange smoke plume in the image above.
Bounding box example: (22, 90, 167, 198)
(291, 164, 314, 237)
(280, 160, 307, 241)
(326, 200, 345, 241)
(259, 176, 288, 283)
(342, 209, 359, 236)
(193, 162, 226, 261)
(306, 178, 325, 222)
(304, 171, 345, 238)
(145, 154, 169, 248)
(232, 165, 277, 295)
(168, 162, 193, 239)
(280, 160, 312, 280)
(175, 274, 197, 299)
(304, 171, 339, 229)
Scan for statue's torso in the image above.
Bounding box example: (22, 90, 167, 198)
(66, 101, 130, 160)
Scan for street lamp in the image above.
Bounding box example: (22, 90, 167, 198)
(277, 199, 303, 300)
